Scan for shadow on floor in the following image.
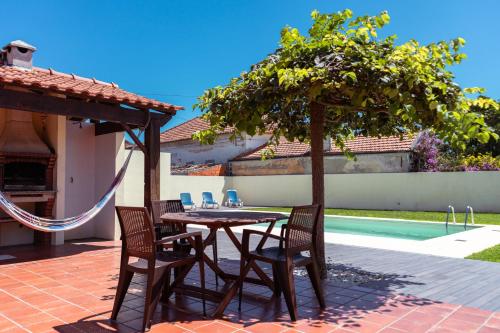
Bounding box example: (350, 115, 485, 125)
(52, 256, 438, 333)
(0, 238, 118, 265)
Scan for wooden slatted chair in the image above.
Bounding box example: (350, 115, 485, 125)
(112, 206, 205, 332)
(237, 204, 325, 321)
(151, 200, 189, 252)
(152, 199, 220, 285)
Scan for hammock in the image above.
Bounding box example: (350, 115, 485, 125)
(0, 140, 135, 232)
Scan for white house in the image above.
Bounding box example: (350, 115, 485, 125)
(159, 117, 270, 167)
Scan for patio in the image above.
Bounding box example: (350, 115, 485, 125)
(1, 236, 499, 333)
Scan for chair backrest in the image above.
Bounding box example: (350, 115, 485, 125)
(180, 193, 193, 205)
(202, 192, 214, 203)
(151, 200, 185, 225)
(227, 189, 239, 202)
(285, 204, 321, 255)
(116, 206, 156, 259)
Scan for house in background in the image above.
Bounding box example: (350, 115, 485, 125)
(230, 135, 417, 176)
(159, 117, 270, 170)
(160, 117, 418, 176)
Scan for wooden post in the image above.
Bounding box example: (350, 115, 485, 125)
(310, 101, 326, 278)
(144, 117, 161, 210)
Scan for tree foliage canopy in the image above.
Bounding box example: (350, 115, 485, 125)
(194, 9, 499, 153)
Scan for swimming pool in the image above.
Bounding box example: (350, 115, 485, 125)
(271, 215, 480, 241)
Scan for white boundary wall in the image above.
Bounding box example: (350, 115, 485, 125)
(121, 154, 500, 213)
(232, 173, 500, 212)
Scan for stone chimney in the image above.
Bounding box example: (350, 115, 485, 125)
(1, 40, 36, 69)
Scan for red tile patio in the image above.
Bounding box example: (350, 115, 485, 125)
(0, 240, 499, 333)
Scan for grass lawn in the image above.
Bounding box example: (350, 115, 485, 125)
(466, 244, 500, 263)
(245, 207, 500, 225)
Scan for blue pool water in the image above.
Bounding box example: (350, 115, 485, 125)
(270, 215, 479, 241)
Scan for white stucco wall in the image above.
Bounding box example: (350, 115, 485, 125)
(118, 150, 171, 208)
(231, 172, 500, 212)
(162, 133, 270, 166)
(93, 131, 124, 240)
(164, 175, 228, 205)
(63, 122, 96, 240)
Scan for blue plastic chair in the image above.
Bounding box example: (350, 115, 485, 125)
(226, 189, 243, 208)
(201, 192, 219, 209)
(180, 192, 196, 210)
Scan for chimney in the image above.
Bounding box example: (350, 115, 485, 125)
(1, 40, 36, 69)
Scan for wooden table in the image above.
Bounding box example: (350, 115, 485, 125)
(160, 210, 288, 316)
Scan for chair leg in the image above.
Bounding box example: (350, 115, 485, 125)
(238, 259, 253, 311)
(111, 269, 134, 320)
(160, 269, 171, 303)
(213, 234, 219, 286)
(277, 262, 298, 321)
(306, 259, 325, 308)
(199, 256, 206, 316)
(142, 272, 159, 332)
(272, 263, 282, 297)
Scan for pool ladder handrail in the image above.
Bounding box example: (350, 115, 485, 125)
(445, 205, 456, 233)
(464, 205, 474, 230)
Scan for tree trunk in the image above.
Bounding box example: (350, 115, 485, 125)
(310, 101, 326, 278)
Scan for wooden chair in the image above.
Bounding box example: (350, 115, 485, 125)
(238, 205, 325, 321)
(151, 200, 189, 252)
(112, 206, 205, 332)
(152, 199, 219, 285)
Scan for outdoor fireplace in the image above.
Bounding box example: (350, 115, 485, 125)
(0, 110, 56, 191)
(0, 109, 56, 245)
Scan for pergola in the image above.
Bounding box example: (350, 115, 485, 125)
(0, 63, 181, 212)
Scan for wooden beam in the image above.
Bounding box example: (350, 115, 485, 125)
(0, 88, 151, 126)
(144, 117, 162, 210)
(94, 122, 138, 136)
(122, 123, 146, 154)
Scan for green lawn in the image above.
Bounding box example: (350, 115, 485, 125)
(245, 207, 500, 225)
(466, 244, 500, 263)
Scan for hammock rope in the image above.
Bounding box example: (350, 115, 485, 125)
(0, 123, 146, 232)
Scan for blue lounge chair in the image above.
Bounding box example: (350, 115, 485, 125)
(180, 192, 196, 210)
(201, 192, 219, 209)
(226, 189, 243, 208)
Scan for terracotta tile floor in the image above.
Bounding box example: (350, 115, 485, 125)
(0, 240, 499, 333)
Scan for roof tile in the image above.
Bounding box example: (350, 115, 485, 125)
(0, 65, 182, 113)
(233, 135, 415, 161)
(160, 117, 234, 143)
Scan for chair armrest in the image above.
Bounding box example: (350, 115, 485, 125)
(242, 229, 282, 256)
(155, 231, 202, 245)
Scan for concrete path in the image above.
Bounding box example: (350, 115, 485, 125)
(208, 228, 500, 312)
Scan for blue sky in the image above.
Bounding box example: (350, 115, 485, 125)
(2, 1, 499, 132)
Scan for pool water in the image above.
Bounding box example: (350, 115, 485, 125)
(271, 216, 480, 241)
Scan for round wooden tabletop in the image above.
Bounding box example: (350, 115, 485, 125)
(160, 210, 288, 228)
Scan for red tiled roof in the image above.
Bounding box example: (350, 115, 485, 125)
(0, 65, 182, 113)
(329, 135, 416, 154)
(233, 135, 415, 161)
(160, 117, 234, 143)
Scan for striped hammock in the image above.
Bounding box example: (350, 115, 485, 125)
(0, 146, 134, 232)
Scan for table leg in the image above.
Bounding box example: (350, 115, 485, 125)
(256, 219, 278, 251)
(222, 226, 274, 290)
(186, 227, 231, 283)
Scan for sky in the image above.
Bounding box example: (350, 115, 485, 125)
(1, 0, 499, 132)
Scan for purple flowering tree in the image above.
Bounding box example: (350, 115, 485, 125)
(412, 132, 442, 171)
